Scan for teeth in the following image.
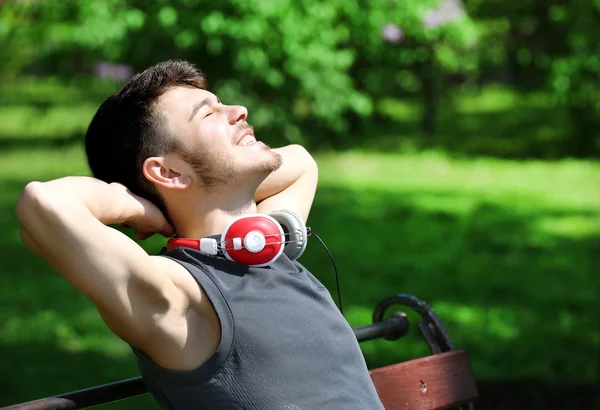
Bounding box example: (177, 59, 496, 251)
(238, 135, 256, 146)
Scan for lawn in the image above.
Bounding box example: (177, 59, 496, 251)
(0, 78, 598, 409)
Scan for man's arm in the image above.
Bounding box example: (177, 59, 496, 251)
(255, 144, 318, 222)
(14, 177, 190, 349)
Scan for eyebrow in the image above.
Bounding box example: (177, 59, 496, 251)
(188, 96, 221, 122)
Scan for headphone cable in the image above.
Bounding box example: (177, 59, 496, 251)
(308, 228, 343, 316)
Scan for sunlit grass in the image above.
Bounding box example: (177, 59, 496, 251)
(0, 76, 119, 105)
(317, 150, 599, 212)
(0, 104, 100, 139)
(0, 78, 598, 408)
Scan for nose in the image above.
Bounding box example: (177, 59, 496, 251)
(228, 105, 248, 124)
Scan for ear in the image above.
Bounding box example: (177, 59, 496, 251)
(143, 156, 192, 190)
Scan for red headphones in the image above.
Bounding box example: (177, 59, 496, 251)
(167, 209, 308, 267)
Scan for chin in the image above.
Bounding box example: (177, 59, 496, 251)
(268, 149, 283, 170)
(241, 143, 281, 168)
(254, 150, 282, 174)
(227, 142, 282, 183)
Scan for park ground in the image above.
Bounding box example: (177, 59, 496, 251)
(0, 78, 598, 409)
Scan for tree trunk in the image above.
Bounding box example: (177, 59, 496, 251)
(420, 46, 438, 137)
(568, 106, 600, 157)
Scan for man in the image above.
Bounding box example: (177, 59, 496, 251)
(14, 60, 384, 409)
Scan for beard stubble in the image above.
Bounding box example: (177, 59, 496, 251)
(177, 143, 282, 191)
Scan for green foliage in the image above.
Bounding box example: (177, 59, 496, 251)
(466, 0, 600, 156)
(373, 85, 572, 158)
(1, 0, 481, 144)
(548, 0, 600, 155)
(2, 0, 598, 154)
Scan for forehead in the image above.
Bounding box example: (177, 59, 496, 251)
(157, 87, 215, 118)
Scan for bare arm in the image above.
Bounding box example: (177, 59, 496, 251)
(14, 177, 188, 347)
(255, 144, 318, 222)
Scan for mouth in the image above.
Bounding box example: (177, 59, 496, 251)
(235, 128, 257, 147)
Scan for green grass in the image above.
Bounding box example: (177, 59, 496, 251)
(315, 151, 599, 380)
(0, 78, 598, 409)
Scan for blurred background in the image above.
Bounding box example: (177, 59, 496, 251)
(0, 0, 598, 409)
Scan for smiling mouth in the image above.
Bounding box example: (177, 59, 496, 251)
(235, 129, 257, 146)
(237, 134, 257, 146)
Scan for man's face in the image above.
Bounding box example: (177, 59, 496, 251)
(158, 86, 281, 189)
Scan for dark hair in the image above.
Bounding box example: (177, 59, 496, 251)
(85, 60, 208, 217)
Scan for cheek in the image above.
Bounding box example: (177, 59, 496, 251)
(186, 125, 220, 152)
(204, 122, 232, 147)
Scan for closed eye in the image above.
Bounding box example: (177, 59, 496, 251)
(204, 112, 213, 118)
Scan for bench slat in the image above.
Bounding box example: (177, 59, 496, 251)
(370, 350, 478, 410)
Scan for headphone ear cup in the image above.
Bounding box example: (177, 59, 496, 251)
(221, 214, 285, 267)
(270, 209, 308, 261)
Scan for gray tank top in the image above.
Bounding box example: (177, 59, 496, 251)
(132, 246, 384, 409)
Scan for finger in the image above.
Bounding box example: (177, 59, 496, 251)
(135, 232, 153, 240)
(160, 223, 175, 238)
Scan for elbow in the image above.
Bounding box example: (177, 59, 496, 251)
(14, 181, 51, 226)
(15, 182, 42, 220)
(289, 144, 318, 174)
(293, 145, 318, 192)
(302, 147, 318, 179)
(307, 152, 318, 175)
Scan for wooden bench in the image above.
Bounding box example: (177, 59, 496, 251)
(368, 295, 478, 409)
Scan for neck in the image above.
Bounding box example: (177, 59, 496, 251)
(166, 185, 258, 239)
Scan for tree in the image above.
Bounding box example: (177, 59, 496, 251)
(1, 0, 481, 147)
(549, 0, 600, 156)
